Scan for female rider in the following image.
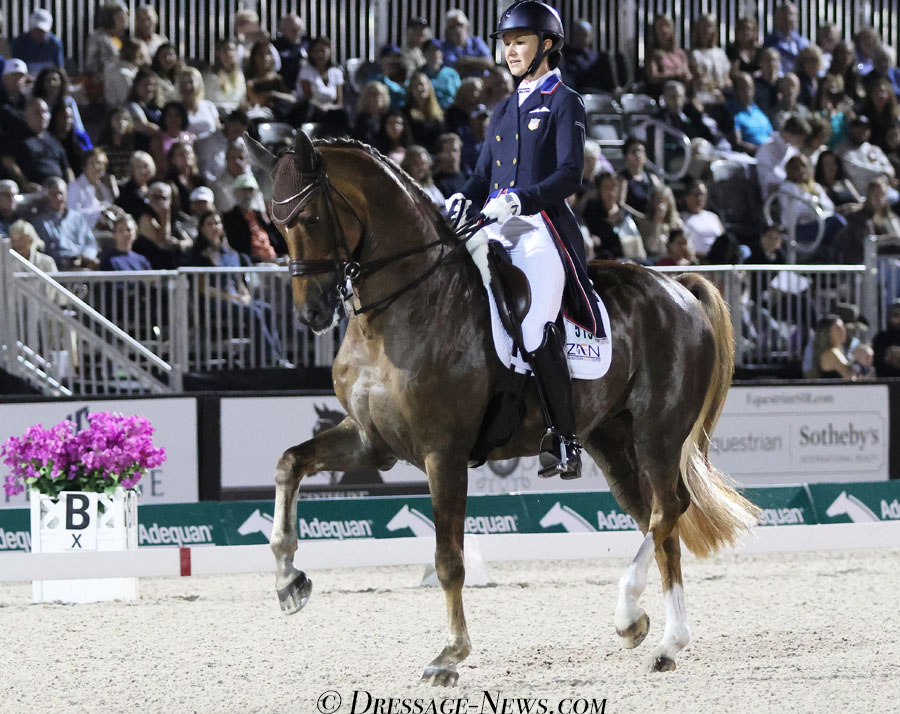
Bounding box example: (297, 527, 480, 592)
(446, 1, 601, 479)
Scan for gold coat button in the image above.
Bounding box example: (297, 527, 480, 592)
(494, 183, 499, 189)
(513, 157, 518, 164)
(495, 135, 501, 142)
(509, 181, 516, 187)
(496, 159, 502, 166)
(515, 133, 519, 140)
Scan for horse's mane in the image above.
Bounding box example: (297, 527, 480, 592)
(314, 137, 456, 243)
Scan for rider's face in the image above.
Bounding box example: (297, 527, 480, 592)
(503, 30, 539, 77)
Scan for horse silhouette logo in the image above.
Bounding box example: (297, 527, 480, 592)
(238, 509, 275, 539)
(825, 491, 879, 523)
(539, 502, 597, 532)
(386, 504, 436, 536)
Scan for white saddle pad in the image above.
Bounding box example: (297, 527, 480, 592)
(485, 287, 613, 380)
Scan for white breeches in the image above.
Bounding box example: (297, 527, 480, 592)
(484, 215, 565, 353)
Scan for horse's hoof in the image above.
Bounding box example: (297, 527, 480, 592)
(420, 666, 459, 687)
(277, 572, 312, 614)
(646, 653, 677, 673)
(616, 611, 650, 649)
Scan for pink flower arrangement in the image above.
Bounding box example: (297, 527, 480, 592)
(1, 412, 166, 499)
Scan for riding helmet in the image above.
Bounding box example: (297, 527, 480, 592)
(491, 1, 565, 49)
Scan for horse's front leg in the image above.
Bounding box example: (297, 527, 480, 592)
(420, 452, 470, 687)
(271, 416, 386, 614)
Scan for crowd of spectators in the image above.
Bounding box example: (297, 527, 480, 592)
(3, 2, 900, 376)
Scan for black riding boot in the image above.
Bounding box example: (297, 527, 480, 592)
(528, 322, 582, 479)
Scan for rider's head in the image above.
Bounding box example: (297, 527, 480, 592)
(491, 1, 564, 81)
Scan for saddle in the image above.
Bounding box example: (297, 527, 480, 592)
(486, 240, 531, 350)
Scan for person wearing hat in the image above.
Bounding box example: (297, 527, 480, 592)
(0, 58, 30, 130)
(372, 44, 408, 111)
(460, 103, 490, 172)
(445, 0, 600, 479)
(422, 38, 461, 110)
(402, 17, 431, 80)
(872, 299, 900, 377)
(11, 9, 65, 75)
(835, 114, 899, 199)
(210, 140, 265, 213)
(222, 171, 287, 262)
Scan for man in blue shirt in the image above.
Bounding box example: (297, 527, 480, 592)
(763, 2, 810, 75)
(728, 72, 774, 154)
(11, 10, 65, 75)
(422, 38, 461, 110)
(31, 176, 98, 270)
(371, 44, 408, 111)
(441, 9, 494, 77)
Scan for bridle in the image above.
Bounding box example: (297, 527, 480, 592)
(272, 149, 488, 317)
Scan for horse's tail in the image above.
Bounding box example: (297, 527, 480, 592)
(673, 274, 760, 558)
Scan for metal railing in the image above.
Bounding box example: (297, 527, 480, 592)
(763, 190, 827, 264)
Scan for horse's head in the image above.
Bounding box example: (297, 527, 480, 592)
(248, 130, 365, 333)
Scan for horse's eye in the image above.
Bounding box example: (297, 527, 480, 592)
(303, 215, 321, 226)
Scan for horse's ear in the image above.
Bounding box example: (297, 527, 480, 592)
(244, 132, 276, 173)
(294, 129, 319, 175)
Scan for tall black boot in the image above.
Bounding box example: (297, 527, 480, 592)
(527, 322, 582, 480)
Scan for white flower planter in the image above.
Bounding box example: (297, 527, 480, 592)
(30, 488, 139, 604)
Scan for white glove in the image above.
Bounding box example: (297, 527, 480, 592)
(444, 192, 471, 229)
(480, 192, 522, 223)
(465, 228, 491, 288)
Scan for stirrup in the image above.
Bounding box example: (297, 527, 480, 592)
(537, 430, 582, 480)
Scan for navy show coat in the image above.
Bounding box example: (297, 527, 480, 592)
(461, 72, 602, 335)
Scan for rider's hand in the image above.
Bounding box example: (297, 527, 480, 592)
(480, 192, 521, 223)
(444, 192, 471, 228)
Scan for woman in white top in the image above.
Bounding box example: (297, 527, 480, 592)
(780, 154, 847, 260)
(203, 39, 247, 114)
(689, 14, 731, 104)
(680, 178, 725, 259)
(297, 36, 347, 126)
(178, 67, 221, 139)
(67, 148, 119, 229)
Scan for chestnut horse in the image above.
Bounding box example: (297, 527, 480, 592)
(249, 131, 759, 684)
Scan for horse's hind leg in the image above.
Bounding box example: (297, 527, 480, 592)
(271, 417, 386, 614)
(420, 452, 470, 687)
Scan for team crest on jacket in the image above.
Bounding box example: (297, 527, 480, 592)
(528, 117, 541, 130)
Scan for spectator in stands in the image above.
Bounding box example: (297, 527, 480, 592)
(441, 9, 493, 78)
(756, 113, 810, 197)
(203, 40, 247, 115)
(655, 80, 718, 169)
(11, 9, 64, 75)
(835, 116, 897, 198)
(233, 9, 274, 71)
(0, 59, 30, 134)
(32, 67, 86, 137)
(816, 23, 840, 74)
(763, 2, 809, 74)
(151, 101, 195, 174)
(431, 133, 467, 198)
(780, 154, 846, 261)
(795, 45, 823, 107)
(32, 176, 98, 269)
(813, 73, 852, 149)
(165, 141, 206, 213)
(372, 44, 408, 111)
(619, 137, 662, 217)
(635, 184, 683, 260)
(402, 17, 430, 81)
(178, 67, 220, 140)
(9, 219, 57, 272)
(298, 36, 348, 131)
(581, 172, 644, 260)
(805, 315, 855, 379)
(753, 48, 782, 118)
(864, 45, 900, 99)
(85, 2, 128, 76)
(273, 14, 307, 91)
(68, 148, 118, 229)
(572, 139, 612, 204)
(815, 149, 864, 215)
(403, 73, 445, 153)
(104, 38, 151, 108)
(561, 19, 599, 92)
(883, 121, 900, 178)
(855, 26, 881, 77)
(828, 41, 864, 105)
(421, 38, 461, 111)
(872, 299, 900, 377)
(134, 180, 192, 268)
(352, 81, 391, 146)
(730, 71, 774, 153)
(726, 16, 761, 76)
(460, 104, 488, 174)
(0, 179, 20, 234)
(196, 108, 250, 183)
(747, 223, 787, 264)
(655, 227, 697, 266)
(116, 151, 155, 220)
(1, 97, 72, 192)
(481, 65, 514, 111)
(246, 40, 298, 121)
(151, 43, 181, 105)
(99, 213, 151, 271)
(98, 108, 138, 179)
(680, 178, 726, 261)
(837, 177, 900, 263)
(771, 74, 811, 129)
(125, 68, 163, 151)
(374, 110, 411, 165)
(210, 141, 257, 213)
(861, 77, 899, 149)
(222, 173, 286, 262)
(644, 14, 692, 95)
(802, 113, 831, 166)
(188, 185, 215, 218)
(689, 13, 731, 104)
(134, 5, 168, 58)
(444, 77, 483, 138)
(51, 105, 92, 177)
(401, 145, 444, 206)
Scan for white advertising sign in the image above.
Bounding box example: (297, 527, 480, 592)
(0, 399, 199, 509)
(709, 384, 889, 485)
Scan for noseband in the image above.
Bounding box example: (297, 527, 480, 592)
(271, 149, 487, 316)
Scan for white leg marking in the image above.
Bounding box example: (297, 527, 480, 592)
(658, 583, 691, 658)
(614, 532, 655, 633)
